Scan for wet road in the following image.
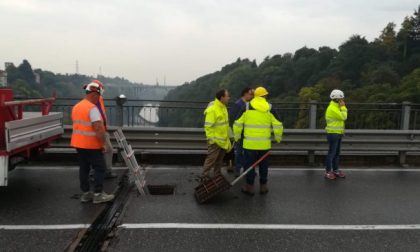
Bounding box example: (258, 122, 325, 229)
(0, 167, 121, 251)
(1, 166, 420, 251)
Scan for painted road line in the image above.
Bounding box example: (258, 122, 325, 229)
(3, 223, 420, 231)
(15, 166, 128, 171)
(14, 166, 420, 172)
(141, 167, 420, 172)
(269, 168, 420, 172)
(0, 224, 90, 230)
(120, 223, 420, 230)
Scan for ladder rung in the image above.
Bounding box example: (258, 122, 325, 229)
(127, 150, 135, 158)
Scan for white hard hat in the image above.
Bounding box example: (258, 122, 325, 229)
(84, 82, 104, 95)
(330, 89, 344, 99)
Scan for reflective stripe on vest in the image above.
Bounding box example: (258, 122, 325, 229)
(208, 137, 227, 142)
(326, 118, 341, 124)
(245, 136, 271, 141)
(72, 120, 92, 126)
(205, 121, 228, 127)
(72, 129, 97, 136)
(326, 126, 344, 130)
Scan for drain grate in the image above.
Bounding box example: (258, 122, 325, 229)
(147, 184, 175, 195)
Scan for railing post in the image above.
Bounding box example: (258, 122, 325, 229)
(308, 100, 317, 166)
(308, 100, 317, 129)
(401, 101, 411, 130)
(115, 94, 127, 127)
(400, 101, 411, 167)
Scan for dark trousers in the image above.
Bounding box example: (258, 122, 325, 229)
(325, 134, 342, 172)
(244, 149, 269, 185)
(77, 148, 106, 193)
(234, 140, 245, 173)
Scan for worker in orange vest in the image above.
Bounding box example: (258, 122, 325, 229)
(71, 82, 114, 204)
(88, 80, 116, 179)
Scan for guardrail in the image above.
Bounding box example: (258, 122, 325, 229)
(51, 126, 420, 166)
(12, 98, 420, 130)
(19, 98, 420, 130)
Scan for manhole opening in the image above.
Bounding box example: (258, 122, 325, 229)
(147, 184, 176, 195)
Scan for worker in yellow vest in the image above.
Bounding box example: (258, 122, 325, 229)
(71, 83, 115, 204)
(201, 89, 232, 180)
(233, 87, 283, 195)
(324, 89, 347, 180)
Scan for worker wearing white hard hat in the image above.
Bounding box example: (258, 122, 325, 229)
(324, 89, 347, 180)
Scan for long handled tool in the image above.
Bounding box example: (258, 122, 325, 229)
(194, 151, 271, 203)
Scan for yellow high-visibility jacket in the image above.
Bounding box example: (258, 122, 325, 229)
(325, 100, 348, 134)
(204, 98, 232, 151)
(233, 97, 283, 150)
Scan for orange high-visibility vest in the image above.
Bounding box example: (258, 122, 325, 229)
(71, 99, 103, 149)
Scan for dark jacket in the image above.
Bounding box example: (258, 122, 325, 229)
(229, 98, 247, 127)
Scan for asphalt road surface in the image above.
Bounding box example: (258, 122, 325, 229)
(1, 165, 420, 251)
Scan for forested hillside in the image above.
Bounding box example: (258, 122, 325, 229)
(165, 7, 420, 104)
(5, 60, 171, 100)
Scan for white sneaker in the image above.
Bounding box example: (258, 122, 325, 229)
(93, 192, 115, 204)
(80, 192, 93, 203)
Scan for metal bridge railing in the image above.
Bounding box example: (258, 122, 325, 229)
(52, 126, 420, 166)
(40, 98, 420, 130)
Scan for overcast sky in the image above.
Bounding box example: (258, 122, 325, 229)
(0, 0, 418, 85)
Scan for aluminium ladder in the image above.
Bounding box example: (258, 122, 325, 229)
(114, 128, 146, 195)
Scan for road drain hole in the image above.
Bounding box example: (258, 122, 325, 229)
(147, 184, 175, 195)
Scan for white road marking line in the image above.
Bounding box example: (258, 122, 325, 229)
(2, 223, 420, 231)
(15, 166, 128, 171)
(139, 167, 420, 172)
(119, 223, 420, 230)
(269, 168, 420, 172)
(14, 166, 420, 172)
(0, 224, 90, 230)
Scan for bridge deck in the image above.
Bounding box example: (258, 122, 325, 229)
(1, 165, 420, 251)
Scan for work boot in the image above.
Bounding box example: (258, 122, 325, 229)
(80, 191, 93, 203)
(333, 170, 346, 178)
(260, 184, 269, 195)
(324, 171, 336, 180)
(241, 184, 254, 196)
(93, 192, 115, 204)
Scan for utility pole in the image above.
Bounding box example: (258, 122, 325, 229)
(75, 60, 79, 75)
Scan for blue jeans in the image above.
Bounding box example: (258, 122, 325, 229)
(244, 149, 269, 185)
(325, 134, 342, 172)
(234, 140, 245, 174)
(77, 148, 106, 193)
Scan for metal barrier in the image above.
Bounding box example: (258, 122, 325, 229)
(52, 126, 420, 166)
(46, 98, 420, 130)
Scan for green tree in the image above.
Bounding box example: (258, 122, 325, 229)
(377, 22, 397, 49)
(18, 60, 35, 84)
